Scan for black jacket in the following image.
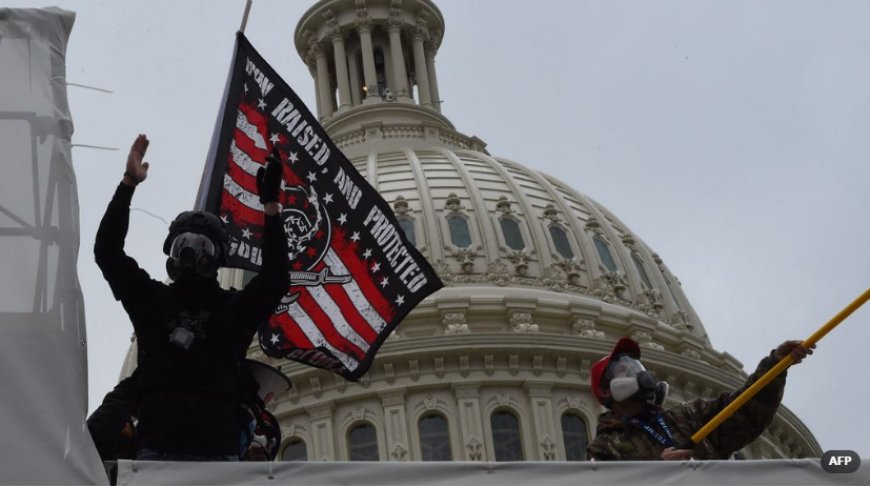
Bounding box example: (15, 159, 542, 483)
(95, 182, 289, 456)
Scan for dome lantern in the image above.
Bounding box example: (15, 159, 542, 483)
(295, 0, 469, 149)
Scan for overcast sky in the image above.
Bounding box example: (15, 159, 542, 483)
(9, 0, 870, 458)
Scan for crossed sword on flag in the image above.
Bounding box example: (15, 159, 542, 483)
(277, 269, 352, 307)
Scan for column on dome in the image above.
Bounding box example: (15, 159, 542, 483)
(411, 26, 432, 107)
(307, 62, 323, 119)
(426, 47, 441, 112)
(348, 50, 362, 106)
(356, 18, 380, 104)
(331, 30, 352, 111)
(452, 383, 487, 461)
(306, 402, 337, 461)
(380, 391, 412, 461)
(314, 43, 335, 118)
(387, 18, 412, 102)
(525, 382, 559, 461)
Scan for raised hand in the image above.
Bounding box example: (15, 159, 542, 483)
(123, 134, 150, 186)
(256, 149, 283, 204)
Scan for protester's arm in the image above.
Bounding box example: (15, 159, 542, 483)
(94, 135, 158, 304)
(238, 155, 291, 329)
(689, 340, 812, 457)
(587, 440, 621, 461)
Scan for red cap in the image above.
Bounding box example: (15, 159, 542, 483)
(590, 337, 641, 405)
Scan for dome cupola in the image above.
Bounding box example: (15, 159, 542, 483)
(234, 0, 823, 462)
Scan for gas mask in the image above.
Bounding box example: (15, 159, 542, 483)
(166, 232, 220, 280)
(606, 354, 669, 406)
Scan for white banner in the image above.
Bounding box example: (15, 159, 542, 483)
(116, 459, 868, 486)
(0, 7, 107, 485)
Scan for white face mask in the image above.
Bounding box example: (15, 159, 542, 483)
(610, 377, 641, 402)
(606, 355, 660, 403)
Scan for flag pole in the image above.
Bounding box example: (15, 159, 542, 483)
(239, 0, 253, 33)
(689, 286, 870, 445)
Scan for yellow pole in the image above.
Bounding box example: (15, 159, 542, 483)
(690, 286, 870, 445)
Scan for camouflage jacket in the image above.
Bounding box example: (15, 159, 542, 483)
(587, 350, 786, 461)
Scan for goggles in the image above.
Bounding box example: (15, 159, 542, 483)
(608, 354, 648, 380)
(607, 354, 658, 403)
(168, 232, 219, 277)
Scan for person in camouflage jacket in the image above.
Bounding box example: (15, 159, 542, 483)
(586, 337, 812, 461)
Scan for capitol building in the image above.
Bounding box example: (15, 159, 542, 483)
(184, 0, 821, 462)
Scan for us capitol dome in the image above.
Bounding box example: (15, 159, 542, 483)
(222, 0, 819, 462)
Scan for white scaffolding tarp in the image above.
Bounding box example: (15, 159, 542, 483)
(0, 7, 106, 485)
(116, 459, 868, 486)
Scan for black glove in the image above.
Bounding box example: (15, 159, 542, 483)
(257, 150, 283, 204)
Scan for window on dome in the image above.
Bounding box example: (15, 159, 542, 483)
(348, 423, 379, 461)
(593, 236, 618, 273)
(491, 410, 524, 461)
(447, 214, 472, 248)
(632, 252, 654, 289)
(549, 225, 574, 259)
(561, 413, 588, 461)
(281, 439, 307, 461)
(500, 218, 525, 251)
(399, 219, 416, 246)
(419, 414, 452, 461)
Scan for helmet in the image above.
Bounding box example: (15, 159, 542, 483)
(163, 211, 229, 265)
(163, 211, 229, 279)
(589, 337, 669, 406)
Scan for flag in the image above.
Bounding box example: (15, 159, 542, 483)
(196, 32, 443, 380)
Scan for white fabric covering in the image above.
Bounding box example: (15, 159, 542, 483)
(0, 7, 106, 485)
(116, 459, 868, 485)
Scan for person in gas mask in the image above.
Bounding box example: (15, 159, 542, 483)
(94, 134, 290, 460)
(586, 337, 813, 461)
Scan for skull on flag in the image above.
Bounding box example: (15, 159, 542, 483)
(281, 184, 330, 270)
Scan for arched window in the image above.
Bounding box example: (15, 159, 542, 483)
(348, 423, 379, 461)
(490, 410, 524, 461)
(561, 413, 588, 461)
(499, 219, 525, 250)
(593, 236, 618, 273)
(281, 439, 307, 461)
(632, 252, 654, 289)
(447, 214, 472, 248)
(419, 414, 451, 461)
(399, 219, 416, 246)
(549, 226, 574, 259)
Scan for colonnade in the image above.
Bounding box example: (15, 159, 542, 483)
(303, 11, 443, 120)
